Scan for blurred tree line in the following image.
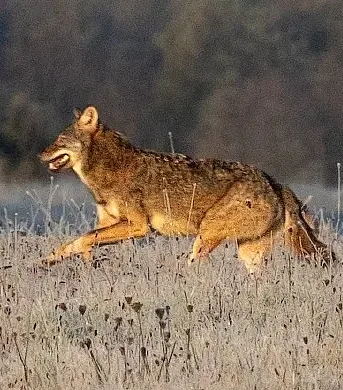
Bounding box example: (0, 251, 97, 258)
(1, 0, 343, 186)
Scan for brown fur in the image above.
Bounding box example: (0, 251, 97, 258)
(39, 106, 334, 272)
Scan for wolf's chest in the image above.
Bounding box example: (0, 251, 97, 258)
(73, 161, 88, 185)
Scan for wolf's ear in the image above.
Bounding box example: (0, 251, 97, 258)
(73, 108, 82, 120)
(77, 106, 99, 133)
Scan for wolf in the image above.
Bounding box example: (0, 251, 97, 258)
(39, 106, 334, 272)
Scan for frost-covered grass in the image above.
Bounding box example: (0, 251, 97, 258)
(0, 182, 342, 389)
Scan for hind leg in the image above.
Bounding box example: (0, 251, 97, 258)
(238, 234, 274, 273)
(188, 181, 281, 269)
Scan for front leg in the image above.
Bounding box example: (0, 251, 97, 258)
(43, 217, 150, 265)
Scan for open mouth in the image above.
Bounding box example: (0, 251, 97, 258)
(48, 154, 70, 171)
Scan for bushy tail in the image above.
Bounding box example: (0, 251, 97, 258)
(281, 187, 335, 266)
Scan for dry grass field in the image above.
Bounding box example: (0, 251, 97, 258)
(0, 188, 342, 390)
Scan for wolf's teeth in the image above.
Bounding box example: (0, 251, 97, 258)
(49, 162, 58, 171)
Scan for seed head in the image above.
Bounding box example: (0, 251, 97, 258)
(114, 317, 123, 331)
(79, 304, 87, 315)
(83, 338, 91, 350)
(57, 302, 67, 311)
(155, 308, 165, 320)
(187, 304, 193, 313)
(131, 302, 143, 313)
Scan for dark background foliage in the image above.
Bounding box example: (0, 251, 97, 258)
(1, 0, 343, 186)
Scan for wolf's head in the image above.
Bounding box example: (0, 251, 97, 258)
(39, 106, 101, 172)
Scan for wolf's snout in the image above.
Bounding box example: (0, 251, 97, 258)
(38, 151, 50, 162)
(38, 147, 71, 171)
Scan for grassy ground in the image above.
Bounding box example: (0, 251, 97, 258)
(0, 215, 342, 390)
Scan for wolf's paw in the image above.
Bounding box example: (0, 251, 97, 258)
(42, 243, 93, 266)
(187, 253, 209, 267)
(42, 244, 70, 266)
(187, 253, 197, 267)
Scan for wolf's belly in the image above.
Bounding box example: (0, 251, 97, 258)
(149, 212, 198, 235)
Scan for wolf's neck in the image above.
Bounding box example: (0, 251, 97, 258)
(73, 130, 138, 186)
